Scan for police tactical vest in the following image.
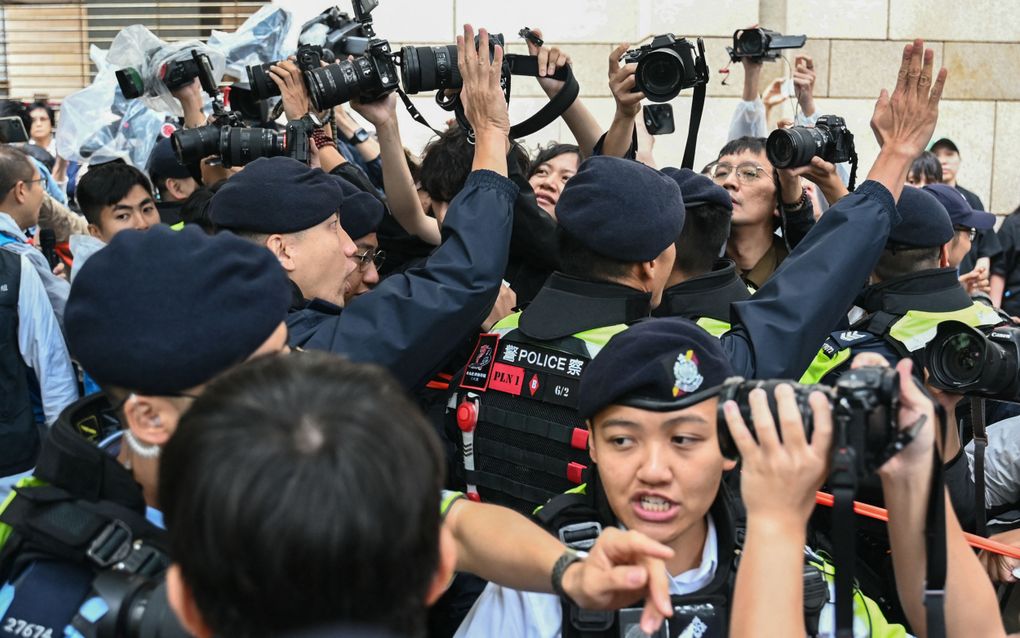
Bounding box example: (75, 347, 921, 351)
(800, 301, 1003, 384)
(0, 249, 38, 477)
(653, 260, 751, 339)
(450, 311, 627, 514)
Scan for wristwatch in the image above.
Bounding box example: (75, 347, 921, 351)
(345, 127, 371, 145)
(551, 549, 585, 604)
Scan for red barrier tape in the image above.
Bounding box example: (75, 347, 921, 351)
(815, 491, 1020, 559)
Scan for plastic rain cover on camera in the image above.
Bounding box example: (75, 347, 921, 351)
(55, 43, 167, 169)
(105, 25, 227, 117)
(208, 4, 297, 87)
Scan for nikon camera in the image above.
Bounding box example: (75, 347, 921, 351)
(622, 34, 709, 103)
(765, 115, 855, 169)
(718, 367, 902, 477)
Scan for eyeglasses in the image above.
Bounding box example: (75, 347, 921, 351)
(0, 176, 43, 200)
(705, 162, 769, 185)
(355, 248, 386, 271)
(954, 226, 977, 241)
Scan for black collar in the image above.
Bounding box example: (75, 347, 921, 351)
(34, 395, 147, 512)
(655, 260, 751, 322)
(519, 272, 651, 341)
(858, 268, 972, 315)
(288, 279, 343, 315)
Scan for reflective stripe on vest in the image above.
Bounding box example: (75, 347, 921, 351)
(492, 312, 628, 359)
(811, 558, 908, 638)
(696, 317, 732, 338)
(888, 303, 1001, 353)
(799, 302, 1001, 384)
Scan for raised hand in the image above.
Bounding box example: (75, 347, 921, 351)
(608, 43, 643, 119)
(269, 58, 312, 121)
(526, 28, 572, 98)
(870, 39, 947, 157)
(793, 55, 816, 117)
(456, 24, 510, 138)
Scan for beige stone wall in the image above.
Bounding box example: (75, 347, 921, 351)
(365, 0, 1018, 214)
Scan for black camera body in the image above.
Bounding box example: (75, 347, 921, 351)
(246, 44, 337, 102)
(718, 367, 900, 476)
(306, 37, 400, 111)
(766, 114, 855, 169)
(925, 320, 1020, 401)
(172, 114, 313, 168)
(622, 34, 708, 103)
(116, 50, 215, 101)
(727, 27, 807, 63)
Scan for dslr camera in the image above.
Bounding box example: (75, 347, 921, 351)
(622, 34, 709, 103)
(925, 320, 1020, 402)
(116, 49, 215, 100)
(172, 115, 314, 168)
(727, 27, 807, 63)
(303, 0, 401, 111)
(718, 367, 904, 476)
(246, 5, 375, 102)
(765, 115, 855, 169)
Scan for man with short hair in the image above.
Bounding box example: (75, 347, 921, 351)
(146, 137, 198, 227)
(76, 161, 161, 243)
(0, 145, 68, 324)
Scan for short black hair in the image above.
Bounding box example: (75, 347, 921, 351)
(28, 102, 55, 127)
(419, 126, 473, 203)
(0, 100, 31, 136)
(0, 145, 36, 201)
(908, 151, 943, 185)
(159, 352, 445, 638)
(674, 202, 732, 276)
(874, 245, 942, 281)
(76, 161, 154, 225)
(528, 143, 580, 179)
(557, 227, 635, 281)
(178, 181, 228, 234)
(717, 136, 768, 161)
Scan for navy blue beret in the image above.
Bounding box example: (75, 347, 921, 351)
(146, 137, 192, 180)
(208, 157, 344, 234)
(887, 186, 954, 248)
(65, 225, 290, 395)
(578, 317, 734, 420)
(331, 175, 384, 240)
(922, 184, 995, 231)
(662, 167, 732, 212)
(557, 156, 685, 262)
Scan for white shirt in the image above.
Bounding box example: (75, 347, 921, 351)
(454, 517, 719, 638)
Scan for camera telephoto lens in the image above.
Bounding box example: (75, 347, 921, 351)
(938, 332, 985, 386)
(171, 125, 221, 166)
(306, 57, 373, 111)
(766, 126, 826, 168)
(636, 48, 685, 102)
(219, 127, 284, 168)
(246, 62, 281, 101)
(399, 45, 461, 94)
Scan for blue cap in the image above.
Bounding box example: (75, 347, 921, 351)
(557, 156, 685, 262)
(578, 317, 733, 420)
(208, 157, 344, 234)
(923, 184, 995, 231)
(65, 225, 290, 395)
(887, 186, 954, 248)
(331, 174, 384, 240)
(662, 167, 732, 212)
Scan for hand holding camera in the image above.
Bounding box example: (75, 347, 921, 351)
(525, 28, 572, 99)
(456, 25, 510, 140)
(608, 43, 643, 120)
(269, 58, 314, 121)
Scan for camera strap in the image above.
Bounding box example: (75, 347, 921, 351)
(828, 432, 858, 638)
(970, 397, 988, 536)
(924, 405, 949, 638)
(681, 82, 707, 169)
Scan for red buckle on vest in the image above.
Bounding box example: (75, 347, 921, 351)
(570, 428, 589, 450)
(467, 492, 481, 502)
(566, 462, 586, 485)
(456, 400, 479, 433)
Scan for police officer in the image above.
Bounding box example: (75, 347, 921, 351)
(652, 167, 750, 335)
(146, 137, 198, 227)
(208, 28, 517, 391)
(333, 174, 385, 304)
(0, 225, 291, 635)
(800, 185, 1002, 385)
(455, 318, 905, 638)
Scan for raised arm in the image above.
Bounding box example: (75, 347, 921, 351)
(600, 43, 643, 158)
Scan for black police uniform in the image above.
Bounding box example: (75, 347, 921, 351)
(287, 171, 517, 391)
(653, 259, 751, 334)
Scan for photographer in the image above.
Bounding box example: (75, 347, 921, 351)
(208, 25, 516, 391)
(727, 355, 1010, 638)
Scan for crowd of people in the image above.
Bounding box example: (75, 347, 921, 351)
(1, 11, 1020, 638)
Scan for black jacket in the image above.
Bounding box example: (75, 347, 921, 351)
(287, 170, 517, 390)
(517, 272, 653, 341)
(653, 260, 751, 323)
